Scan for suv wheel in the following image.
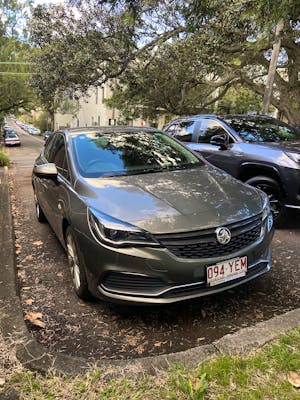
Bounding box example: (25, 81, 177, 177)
(65, 226, 91, 300)
(245, 176, 284, 221)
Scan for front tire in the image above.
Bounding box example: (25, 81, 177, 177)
(34, 192, 47, 223)
(65, 226, 91, 300)
(245, 175, 284, 222)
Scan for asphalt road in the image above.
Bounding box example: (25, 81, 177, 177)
(4, 119, 300, 360)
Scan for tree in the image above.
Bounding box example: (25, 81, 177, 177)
(109, 0, 300, 123)
(29, 0, 300, 124)
(0, 0, 36, 119)
(183, 0, 300, 122)
(29, 1, 147, 128)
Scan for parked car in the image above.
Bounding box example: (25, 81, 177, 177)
(42, 130, 53, 140)
(4, 132, 21, 146)
(32, 127, 274, 304)
(164, 114, 300, 221)
(3, 127, 16, 137)
(27, 126, 40, 135)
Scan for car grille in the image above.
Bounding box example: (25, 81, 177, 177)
(155, 213, 262, 259)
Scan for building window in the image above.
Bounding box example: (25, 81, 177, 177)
(95, 88, 98, 105)
(91, 116, 94, 126)
(109, 119, 117, 126)
(98, 116, 100, 126)
(101, 86, 105, 102)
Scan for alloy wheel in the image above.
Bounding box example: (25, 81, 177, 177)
(66, 233, 81, 291)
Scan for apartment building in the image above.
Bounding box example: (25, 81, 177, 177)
(54, 84, 147, 130)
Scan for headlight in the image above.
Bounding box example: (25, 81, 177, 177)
(262, 198, 273, 232)
(87, 208, 159, 247)
(286, 152, 300, 163)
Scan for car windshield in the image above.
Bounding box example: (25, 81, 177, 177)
(72, 130, 203, 178)
(225, 117, 300, 142)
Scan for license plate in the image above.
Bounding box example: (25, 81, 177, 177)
(207, 256, 247, 286)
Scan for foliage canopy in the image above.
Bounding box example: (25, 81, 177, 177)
(29, 0, 300, 124)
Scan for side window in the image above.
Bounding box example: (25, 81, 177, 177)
(49, 135, 70, 180)
(168, 121, 196, 142)
(197, 120, 228, 143)
(44, 134, 57, 161)
(165, 124, 179, 133)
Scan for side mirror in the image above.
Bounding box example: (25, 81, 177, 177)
(33, 163, 58, 179)
(210, 134, 228, 150)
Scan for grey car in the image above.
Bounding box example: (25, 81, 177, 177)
(32, 127, 274, 304)
(164, 114, 300, 221)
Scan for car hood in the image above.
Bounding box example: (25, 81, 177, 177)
(253, 141, 300, 153)
(78, 165, 263, 234)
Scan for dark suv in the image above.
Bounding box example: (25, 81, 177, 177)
(164, 114, 300, 220)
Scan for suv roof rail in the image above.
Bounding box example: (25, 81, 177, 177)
(225, 114, 274, 119)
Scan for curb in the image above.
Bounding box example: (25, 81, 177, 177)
(0, 166, 299, 378)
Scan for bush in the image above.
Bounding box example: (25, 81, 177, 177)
(0, 150, 10, 167)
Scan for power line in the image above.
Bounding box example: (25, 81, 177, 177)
(0, 72, 31, 75)
(0, 62, 33, 65)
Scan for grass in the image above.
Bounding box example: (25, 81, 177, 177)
(1, 326, 300, 399)
(0, 149, 10, 166)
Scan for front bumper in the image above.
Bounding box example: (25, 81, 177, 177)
(281, 167, 300, 208)
(78, 217, 274, 305)
(98, 258, 271, 304)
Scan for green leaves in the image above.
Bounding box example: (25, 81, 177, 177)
(175, 372, 207, 399)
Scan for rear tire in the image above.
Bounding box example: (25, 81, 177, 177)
(245, 175, 284, 222)
(65, 226, 91, 300)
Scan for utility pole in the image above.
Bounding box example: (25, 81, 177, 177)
(261, 19, 285, 114)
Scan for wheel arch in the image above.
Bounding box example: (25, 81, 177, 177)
(239, 162, 286, 196)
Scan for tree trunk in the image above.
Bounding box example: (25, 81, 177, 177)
(49, 110, 55, 131)
(261, 19, 285, 114)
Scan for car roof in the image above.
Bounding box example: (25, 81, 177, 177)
(165, 114, 223, 125)
(62, 126, 162, 137)
(224, 114, 274, 120)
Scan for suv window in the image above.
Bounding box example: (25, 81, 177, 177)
(198, 120, 228, 143)
(166, 120, 197, 142)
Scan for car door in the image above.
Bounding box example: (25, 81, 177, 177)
(34, 133, 57, 218)
(187, 119, 242, 177)
(41, 133, 72, 241)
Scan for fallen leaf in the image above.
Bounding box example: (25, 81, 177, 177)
(255, 310, 264, 319)
(0, 377, 5, 386)
(22, 287, 31, 291)
(124, 335, 139, 347)
(154, 342, 162, 347)
(24, 312, 45, 328)
(32, 241, 43, 246)
(288, 371, 300, 388)
(25, 299, 34, 305)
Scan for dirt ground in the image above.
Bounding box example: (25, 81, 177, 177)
(6, 124, 300, 361)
